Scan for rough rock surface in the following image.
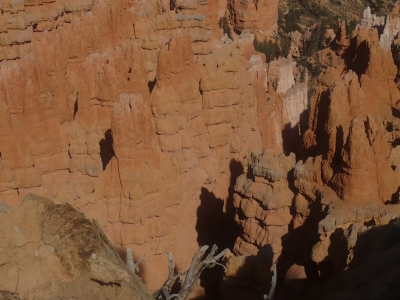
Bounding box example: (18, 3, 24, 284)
(305, 220, 400, 300)
(0, 194, 152, 300)
(233, 150, 296, 258)
(227, 0, 279, 37)
(290, 6, 400, 297)
(8, 0, 400, 299)
(0, 0, 298, 293)
(229, 6, 400, 299)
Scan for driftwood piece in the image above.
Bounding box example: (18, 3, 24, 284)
(154, 244, 228, 300)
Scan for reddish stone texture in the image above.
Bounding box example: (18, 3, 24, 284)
(228, 8, 400, 296)
(227, 0, 279, 37)
(0, 0, 294, 293)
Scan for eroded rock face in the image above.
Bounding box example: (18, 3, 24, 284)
(229, 7, 400, 298)
(256, 58, 308, 154)
(305, 23, 400, 205)
(0, 0, 296, 293)
(227, 0, 278, 37)
(0, 194, 152, 300)
(232, 150, 296, 258)
(289, 8, 400, 292)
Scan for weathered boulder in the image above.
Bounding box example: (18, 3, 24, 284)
(0, 194, 152, 300)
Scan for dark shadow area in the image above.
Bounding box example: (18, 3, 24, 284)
(364, 218, 376, 226)
(391, 106, 400, 119)
(287, 168, 297, 195)
(73, 98, 78, 119)
(148, 78, 157, 94)
(317, 228, 348, 279)
(99, 129, 115, 170)
(376, 24, 385, 36)
(342, 35, 358, 72)
(227, 160, 244, 224)
(300, 89, 331, 161)
(302, 219, 400, 300)
(312, 89, 331, 159)
(196, 187, 240, 249)
(331, 125, 343, 171)
(274, 199, 325, 299)
(391, 42, 400, 90)
(90, 278, 121, 287)
(194, 160, 243, 299)
(219, 245, 274, 300)
(392, 138, 400, 147)
(347, 40, 370, 80)
(348, 218, 400, 270)
(195, 187, 241, 299)
(281, 109, 309, 161)
(387, 186, 400, 204)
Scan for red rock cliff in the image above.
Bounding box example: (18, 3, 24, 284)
(0, 0, 293, 292)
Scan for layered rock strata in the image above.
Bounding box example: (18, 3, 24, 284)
(0, 0, 302, 292)
(233, 150, 295, 258)
(229, 6, 400, 297)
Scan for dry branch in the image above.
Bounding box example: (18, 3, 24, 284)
(154, 244, 228, 300)
(126, 248, 145, 273)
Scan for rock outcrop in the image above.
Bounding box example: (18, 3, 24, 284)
(227, 0, 279, 37)
(293, 6, 400, 295)
(230, 6, 400, 298)
(233, 150, 295, 258)
(0, 194, 152, 300)
(258, 58, 308, 154)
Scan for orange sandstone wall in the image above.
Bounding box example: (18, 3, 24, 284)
(0, 0, 293, 291)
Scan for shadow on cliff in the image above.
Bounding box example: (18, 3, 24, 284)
(100, 129, 115, 170)
(281, 110, 309, 161)
(293, 88, 331, 161)
(220, 244, 274, 300)
(193, 160, 243, 299)
(346, 39, 370, 79)
(271, 199, 324, 300)
(299, 218, 400, 300)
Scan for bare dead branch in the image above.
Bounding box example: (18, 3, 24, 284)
(154, 252, 186, 299)
(167, 252, 174, 279)
(154, 244, 228, 300)
(126, 248, 145, 273)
